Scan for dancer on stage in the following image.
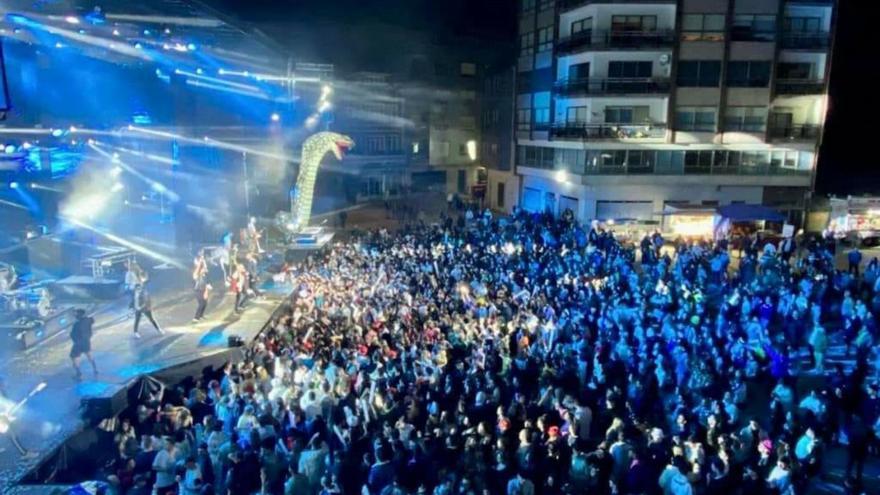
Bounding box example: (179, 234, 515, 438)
(192, 249, 212, 322)
(132, 284, 164, 339)
(230, 262, 248, 313)
(70, 309, 98, 380)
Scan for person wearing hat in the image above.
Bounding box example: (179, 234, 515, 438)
(132, 283, 164, 339)
(69, 308, 97, 380)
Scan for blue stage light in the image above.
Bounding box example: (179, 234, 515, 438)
(143, 29, 151, 35)
(4, 145, 16, 154)
(51, 129, 64, 137)
(135, 43, 143, 49)
(10, 182, 20, 189)
(187, 43, 197, 51)
(196, 68, 204, 75)
(7, 14, 29, 25)
(271, 113, 281, 122)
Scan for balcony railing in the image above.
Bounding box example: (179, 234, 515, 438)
(781, 32, 831, 49)
(556, 29, 675, 54)
(554, 77, 671, 96)
(559, 0, 675, 12)
(775, 79, 826, 95)
(577, 162, 811, 177)
(550, 123, 667, 141)
(768, 124, 822, 140)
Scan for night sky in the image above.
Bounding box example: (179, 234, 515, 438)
(208, 0, 872, 196)
(815, 0, 879, 196)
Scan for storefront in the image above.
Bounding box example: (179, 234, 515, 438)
(662, 205, 717, 238)
(828, 197, 880, 244)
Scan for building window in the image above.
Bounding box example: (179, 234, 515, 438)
(540, 147, 554, 169)
(534, 108, 550, 128)
(533, 92, 550, 129)
(732, 14, 777, 42)
(520, 32, 535, 57)
(521, 0, 535, 12)
(611, 15, 658, 32)
(497, 182, 505, 208)
(538, 0, 554, 11)
(676, 60, 721, 87)
(568, 62, 590, 81)
(726, 61, 771, 87)
(604, 106, 650, 124)
(566, 106, 588, 123)
(457, 170, 467, 194)
(784, 16, 822, 33)
(517, 107, 531, 131)
(608, 61, 652, 78)
(459, 144, 468, 156)
(777, 62, 814, 79)
(490, 143, 499, 155)
(676, 106, 717, 132)
(571, 17, 592, 36)
(724, 106, 767, 132)
(681, 14, 725, 41)
(460, 63, 476, 76)
(537, 27, 553, 52)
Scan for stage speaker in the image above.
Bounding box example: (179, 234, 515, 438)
(228, 335, 245, 348)
(20, 306, 76, 348)
(81, 386, 129, 424)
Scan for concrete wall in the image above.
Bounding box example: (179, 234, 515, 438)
(488, 169, 521, 212)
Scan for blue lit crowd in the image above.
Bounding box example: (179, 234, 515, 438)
(104, 208, 879, 495)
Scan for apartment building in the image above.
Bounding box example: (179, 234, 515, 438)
(332, 72, 408, 200)
(481, 66, 520, 212)
(515, 0, 835, 227)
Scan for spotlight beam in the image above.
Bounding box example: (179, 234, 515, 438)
(125, 126, 300, 164)
(62, 217, 186, 270)
(0, 199, 28, 210)
(88, 142, 180, 202)
(7, 14, 152, 60)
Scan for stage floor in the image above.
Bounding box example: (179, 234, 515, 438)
(0, 283, 288, 492)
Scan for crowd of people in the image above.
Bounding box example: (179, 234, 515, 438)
(97, 207, 880, 495)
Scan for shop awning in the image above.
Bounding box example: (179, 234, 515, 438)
(662, 204, 716, 216)
(717, 204, 784, 222)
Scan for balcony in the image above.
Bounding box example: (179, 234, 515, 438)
(550, 122, 667, 141)
(781, 32, 831, 50)
(775, 79, 826, 95)
(768, 124, 822, 141)
(554, 77, 671, 96)
(556, 30, 675, 54)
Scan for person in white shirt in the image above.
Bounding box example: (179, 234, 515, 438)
(177, 455, 203, 495)
(152, 437, 178, 493)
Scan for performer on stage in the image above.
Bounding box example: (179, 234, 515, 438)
(230, 262, 248, 313)
(247, 216, 264, 253)
(0, 376, 36, 458)
(132, 284, 164, 339)
(192, 249, 212, 322)
(70, 309, 98, 380)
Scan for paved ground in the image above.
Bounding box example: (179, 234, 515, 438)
(0, 275, 287, 493)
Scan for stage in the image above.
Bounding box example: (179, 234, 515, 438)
(0, 280, 290, 493)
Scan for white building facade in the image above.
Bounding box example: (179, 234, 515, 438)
(515, 0, 835, 227)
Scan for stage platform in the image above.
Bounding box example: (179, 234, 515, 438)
(0, 282, 290, 493)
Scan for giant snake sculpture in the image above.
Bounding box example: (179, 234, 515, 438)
(290, 132, 355, 231)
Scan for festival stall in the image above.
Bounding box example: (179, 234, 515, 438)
(661, 204, 717, 238)
(714, 204, 786, 245)
(827, 197, 880, 244)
